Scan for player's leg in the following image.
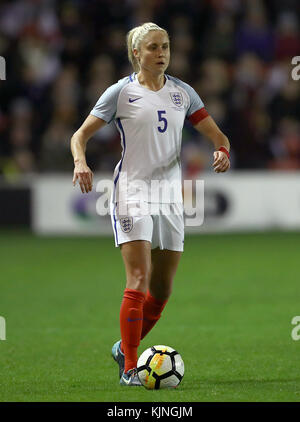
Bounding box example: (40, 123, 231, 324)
(120, 239, 152, 294)
(141, 203, 184, 339)
(119, 240, 152, 376)
(141, 248, 182, 339)
(110, 208, 154, 384)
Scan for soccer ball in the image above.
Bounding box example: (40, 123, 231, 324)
(137, 345, 184, 389)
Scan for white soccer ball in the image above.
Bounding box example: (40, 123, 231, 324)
(137, 345, 184, 389)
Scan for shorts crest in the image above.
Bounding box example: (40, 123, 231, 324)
(120, 217, 133, 233)
(170, 92, 183, 107)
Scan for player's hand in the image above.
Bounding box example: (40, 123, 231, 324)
(73, 161, 93, 193)
(213, 151, 230, 173)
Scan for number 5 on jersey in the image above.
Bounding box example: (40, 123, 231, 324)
(157, 110, 168, 133)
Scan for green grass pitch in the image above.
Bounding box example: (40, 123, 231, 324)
(0, 230, 299, 402)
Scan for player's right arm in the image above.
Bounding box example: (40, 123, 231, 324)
(71, 115, 106, 193)
(72, 76, 129, 192)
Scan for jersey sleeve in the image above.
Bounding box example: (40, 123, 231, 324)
(183, 83, 209, 125)
(90, 77, 129, 123)
(167, 76, 209, 126)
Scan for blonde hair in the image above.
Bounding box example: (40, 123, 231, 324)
(127, 22, 169, 72)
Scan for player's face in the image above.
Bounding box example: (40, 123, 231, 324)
(135, 31, 170, 75)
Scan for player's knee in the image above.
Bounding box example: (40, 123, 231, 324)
(127, 267, 150, 293)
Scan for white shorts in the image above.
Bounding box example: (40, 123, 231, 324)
(110, 202, 184, 252)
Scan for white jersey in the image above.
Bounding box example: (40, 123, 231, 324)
(90, 72, 208, 204)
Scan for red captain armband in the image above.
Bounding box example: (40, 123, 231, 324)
(218, 147, 230, 159)
(188, 108, 209, 125)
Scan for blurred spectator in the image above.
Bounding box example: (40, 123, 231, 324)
(274, 12, 300, 61)
(269, 79, 300, 128)
(235, 4, 275, 62)
(268, 118, 300, 169)
(203, 15, 235, 61)
(40, 118, 73, 171)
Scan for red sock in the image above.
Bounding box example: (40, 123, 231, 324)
(120, 288, 145, 372)
(141, 290, 168, 340)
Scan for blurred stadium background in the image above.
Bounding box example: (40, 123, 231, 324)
(1, 0, 300, 402)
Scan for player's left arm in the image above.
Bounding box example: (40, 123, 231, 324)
(193, 115, 230, 173)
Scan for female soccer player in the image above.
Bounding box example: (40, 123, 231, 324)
(71, 23, 230, 386)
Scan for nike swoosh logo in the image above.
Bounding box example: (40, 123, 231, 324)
(129, 97, 142, 103)
(127, 317, 143, 322)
